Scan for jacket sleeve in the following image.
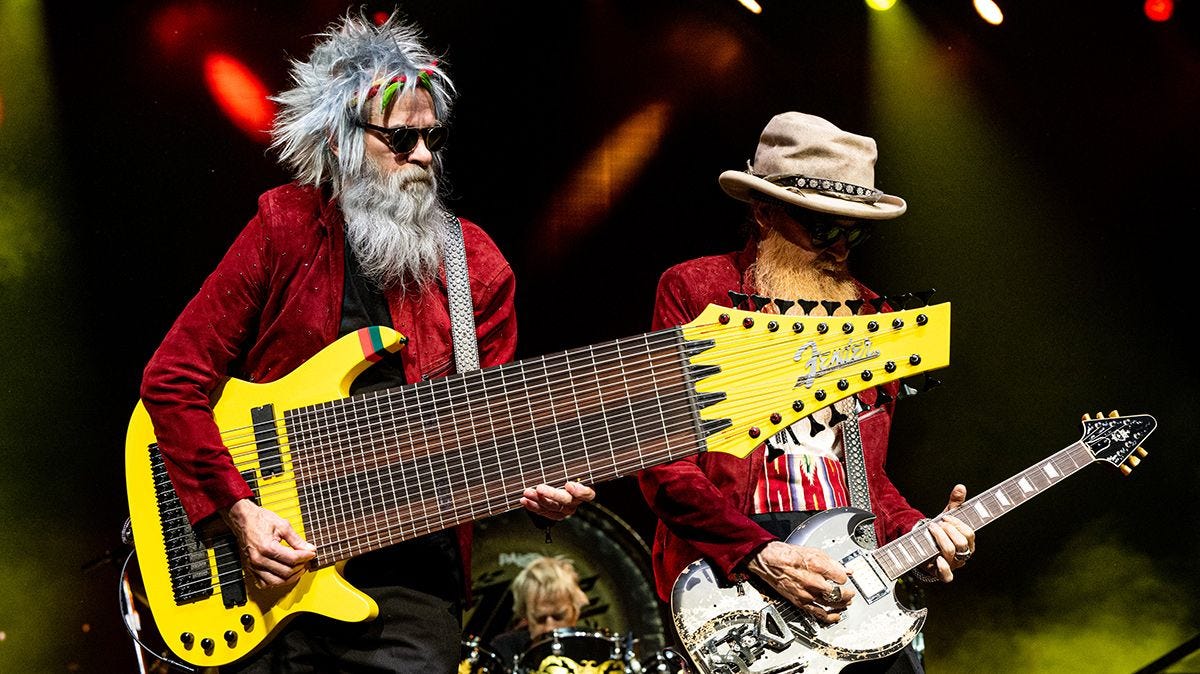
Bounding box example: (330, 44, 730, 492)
(861, 398, 926, 543)
(139, 211, 271, 526)
(636, 266, 776, 578)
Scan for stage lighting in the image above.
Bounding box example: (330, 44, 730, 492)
(1145, 0, 1173, 22)
(974, 0, 1004, 25)
(203, 52, 275, 143)
(737, 0, 762, 14)
(867, 0, 898, 10)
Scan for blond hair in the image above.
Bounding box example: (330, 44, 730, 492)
(510, 555, 589, 621)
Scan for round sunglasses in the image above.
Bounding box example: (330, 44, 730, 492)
(355, 121, 448, 154)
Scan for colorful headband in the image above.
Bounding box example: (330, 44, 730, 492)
(352, 61, 438, 113)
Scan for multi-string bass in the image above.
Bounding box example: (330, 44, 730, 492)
(125, 298, 950, 667)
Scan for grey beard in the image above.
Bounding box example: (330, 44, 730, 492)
(340, 162, 446, 290)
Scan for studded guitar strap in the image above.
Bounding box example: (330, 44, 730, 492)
(841, 403, 878, 549)
(441, 212, 480, 374)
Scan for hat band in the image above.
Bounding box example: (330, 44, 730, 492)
(761, 174, 884, 204)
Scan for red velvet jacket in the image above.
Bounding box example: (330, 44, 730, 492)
(636, 242, 925, 602)
(140, 182, 517, 575)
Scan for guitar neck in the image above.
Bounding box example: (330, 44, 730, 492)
(872, 441, 1096, 580)
(285, 327, 704, 566)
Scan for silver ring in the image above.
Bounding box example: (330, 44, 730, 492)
(822, 584, 843, 604)
(954, 550, 972, 562)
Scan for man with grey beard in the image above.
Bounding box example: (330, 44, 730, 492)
(637, 112, 976, 674)
(139, 10, 592, 672)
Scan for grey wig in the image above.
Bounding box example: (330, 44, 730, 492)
(269, 10, 455, 194)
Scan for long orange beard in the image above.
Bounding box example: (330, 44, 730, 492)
(752, 230, 859, 315)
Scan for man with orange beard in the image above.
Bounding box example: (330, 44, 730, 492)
(637, 112, 975, 673)
(139, 10, 593, 672)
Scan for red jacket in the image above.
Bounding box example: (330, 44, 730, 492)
(140, 182, 517, 573)
(637, 242, 925, 602)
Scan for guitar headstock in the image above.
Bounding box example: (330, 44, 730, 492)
(680, 299, 950, 458)
(1080, 411, 1157, 475)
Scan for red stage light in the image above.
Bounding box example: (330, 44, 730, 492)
(1144, 0, 1173, 22)
(203, 53, 275, 143)
(373, 11, 389, 26)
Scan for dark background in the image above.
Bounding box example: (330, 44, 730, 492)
(1, 0, 1197, 671)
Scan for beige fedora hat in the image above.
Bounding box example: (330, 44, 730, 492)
(718, 112, 906, 220)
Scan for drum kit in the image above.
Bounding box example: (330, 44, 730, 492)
(461, 629, 691, 674)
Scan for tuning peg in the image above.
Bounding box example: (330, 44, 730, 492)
(750, 294, 772, 311)
(913, 289, 936, 307)
(727, 291, 749, 309)
(887, 293, 914, 310)
(1120, 464, 1133, 476)
(868, 297, 889, 313)
(1136, 446, 1148, 458)
(821, 300, 841, 316)
(845, 299, 865, 315)
(774, 298, 795, 315)
(852, 394, 870, 414)
(1094, 412, 1105, 421)
(766, 443, 784, 461)
(921, 373, 942, 392)
(807, 413, 826, 437)
(1108, 410, 1120, 418)
(1127, 455, 1142, 467)
(796, 299, 819, 316)
(1081, 413, 1092, 421)
(896, 380, 920, 400)
(828, 404, 848, 426)
(875, 387, 894, 407)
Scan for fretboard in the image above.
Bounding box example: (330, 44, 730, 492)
(872, 441, 1095, 580)
(284, 327, 703, 566)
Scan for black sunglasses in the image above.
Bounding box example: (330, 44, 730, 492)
(355, 121, 448, 154)
(782, 203, 873, 249)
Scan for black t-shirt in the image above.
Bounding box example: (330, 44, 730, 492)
(338, 243, 463, 602)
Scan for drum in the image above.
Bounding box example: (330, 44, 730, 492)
(639, 648, 692, 674)
(517, 628, 640, 674)
(461, 636, 510, 674)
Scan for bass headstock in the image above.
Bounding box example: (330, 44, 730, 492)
(679, 298, 951, 458)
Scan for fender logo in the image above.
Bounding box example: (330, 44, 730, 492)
(793, 338, 879, 388)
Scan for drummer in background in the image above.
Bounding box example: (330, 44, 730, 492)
(490, 555, 590, 665)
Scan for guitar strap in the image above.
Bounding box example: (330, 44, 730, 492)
(841, 404, 879, 549)
(442, 212, 480, 374)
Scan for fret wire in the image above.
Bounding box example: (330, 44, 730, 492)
(554, 349, 592, 484)
(389, 385, 417, 541)
(454, 369, 481, 522)
(872, 443, 1095, 578)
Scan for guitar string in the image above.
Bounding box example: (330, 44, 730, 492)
(157, 316, 936, 592)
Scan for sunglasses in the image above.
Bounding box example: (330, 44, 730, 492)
(355, 121, 448, 154)
(782, 204, 873, 249)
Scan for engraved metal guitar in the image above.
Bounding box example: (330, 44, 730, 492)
(669, 412, 1157, 674)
